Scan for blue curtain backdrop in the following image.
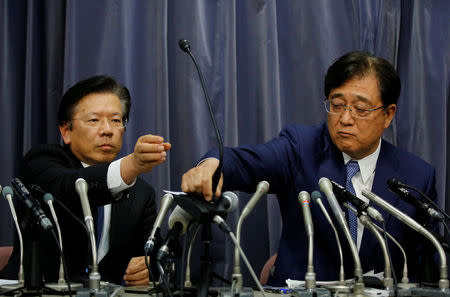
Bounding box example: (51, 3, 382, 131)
(1, 0, 449, 286)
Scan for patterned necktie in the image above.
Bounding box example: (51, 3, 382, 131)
(346, 160, 360, 243)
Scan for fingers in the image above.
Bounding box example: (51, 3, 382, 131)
(181, 158, 222, 201)
(133, 135, 171, 173)
(123, 256, 150, 286)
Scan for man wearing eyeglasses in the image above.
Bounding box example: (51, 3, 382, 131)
(181, 51, 438, 285)
(14, 75, 171, 286)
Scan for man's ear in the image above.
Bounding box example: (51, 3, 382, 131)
(383, 104, 397, 128)
(59, 123, 72, 145)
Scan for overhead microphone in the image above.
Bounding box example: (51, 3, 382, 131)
(361, 189, 449, 290)
(178, 38, 223, 195)
(10, 178, 53, 231)
(331, 180, 384, 223)
(387, 178, 443, 220)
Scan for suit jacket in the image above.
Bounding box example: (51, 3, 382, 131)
(205, 123, 438, 286)
(14, 144, 157, 285)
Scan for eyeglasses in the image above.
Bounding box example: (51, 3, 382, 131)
(323, 99, 385, 119)
(71, 117, 127, 129)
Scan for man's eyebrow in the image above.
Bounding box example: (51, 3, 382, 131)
(329, 93, 371, 104)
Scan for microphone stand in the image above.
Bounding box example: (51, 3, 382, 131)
(1, 186, 24, 292)
(356, 212, 394, 291)
(74, 178, 123, 297)
(362, 189, 450, 294)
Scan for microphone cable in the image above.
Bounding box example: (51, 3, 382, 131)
(178, 39, 223, 195)
(213, 216, 267, 297)
(157, 261, 174, 297)
(381, 221, 398, 297)
(394, 182, 450, 222)
(179, 221, 199, 297)
(49, 228, 73, 297)
(144, 247, 157, 292)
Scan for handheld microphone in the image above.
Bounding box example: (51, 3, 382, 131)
(387, 178, 443, 220)
(144, 193, 174, 253)
(361, 189, 449, 289)
(311, 191, 346, 285)
(298, 191, 316, 289)
(178, 39, 223, 195)
(319, 177, 365, 295)
(10, 178, 53, 231)
(331, 180, 384, 223)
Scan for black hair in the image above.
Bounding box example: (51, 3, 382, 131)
(57, 75, 131, 126)
(324, 51, 401, 106)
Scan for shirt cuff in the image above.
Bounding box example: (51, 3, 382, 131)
(107, 158, 136, 195)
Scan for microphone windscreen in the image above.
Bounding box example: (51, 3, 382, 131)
(43, 193, 54, 203)
(311, 191, 322, 203)
(168, 206, 192, 235)
(2, 186, 13, 197)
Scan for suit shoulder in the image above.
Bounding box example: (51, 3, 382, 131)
(134, 178, 156, 197)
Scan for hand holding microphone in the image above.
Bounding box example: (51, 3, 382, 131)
(181, 158, 223, 201)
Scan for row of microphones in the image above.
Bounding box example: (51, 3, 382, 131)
(1, 179, 84, 293)
(312, 176, 449, 294)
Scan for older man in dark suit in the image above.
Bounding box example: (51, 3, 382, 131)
(181, 51, 438, 286)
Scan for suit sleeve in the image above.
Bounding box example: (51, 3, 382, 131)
(21, 145, 116, 209)
(203, 125, 304, 193)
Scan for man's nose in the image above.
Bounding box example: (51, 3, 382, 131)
(98, 118, 113, 133)
(339, 106, 355, 123)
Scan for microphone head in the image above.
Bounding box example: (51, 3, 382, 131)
(2, 186, 14, 198)
(387, 178, 404, 189)
(168, 205, 192, 235)
(178, 39, 191, 53)
(257, 180, 270, 195)
(222, 191, 239, 212)
(298, 191, 311, 204)
(75, 178, 88, 194)
(310, 191, 322, 203)
(43, 193, 54, 203)
(318, 177, 332, 193)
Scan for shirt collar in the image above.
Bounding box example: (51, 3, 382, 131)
(342, 138, 381, 183)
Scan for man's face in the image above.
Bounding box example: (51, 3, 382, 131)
(327, 74, 396, 159)
(59, 93, 125, 165)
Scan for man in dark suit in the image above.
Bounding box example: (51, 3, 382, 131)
(15, 75, 171, 286)
(181, 51, 438, 286)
